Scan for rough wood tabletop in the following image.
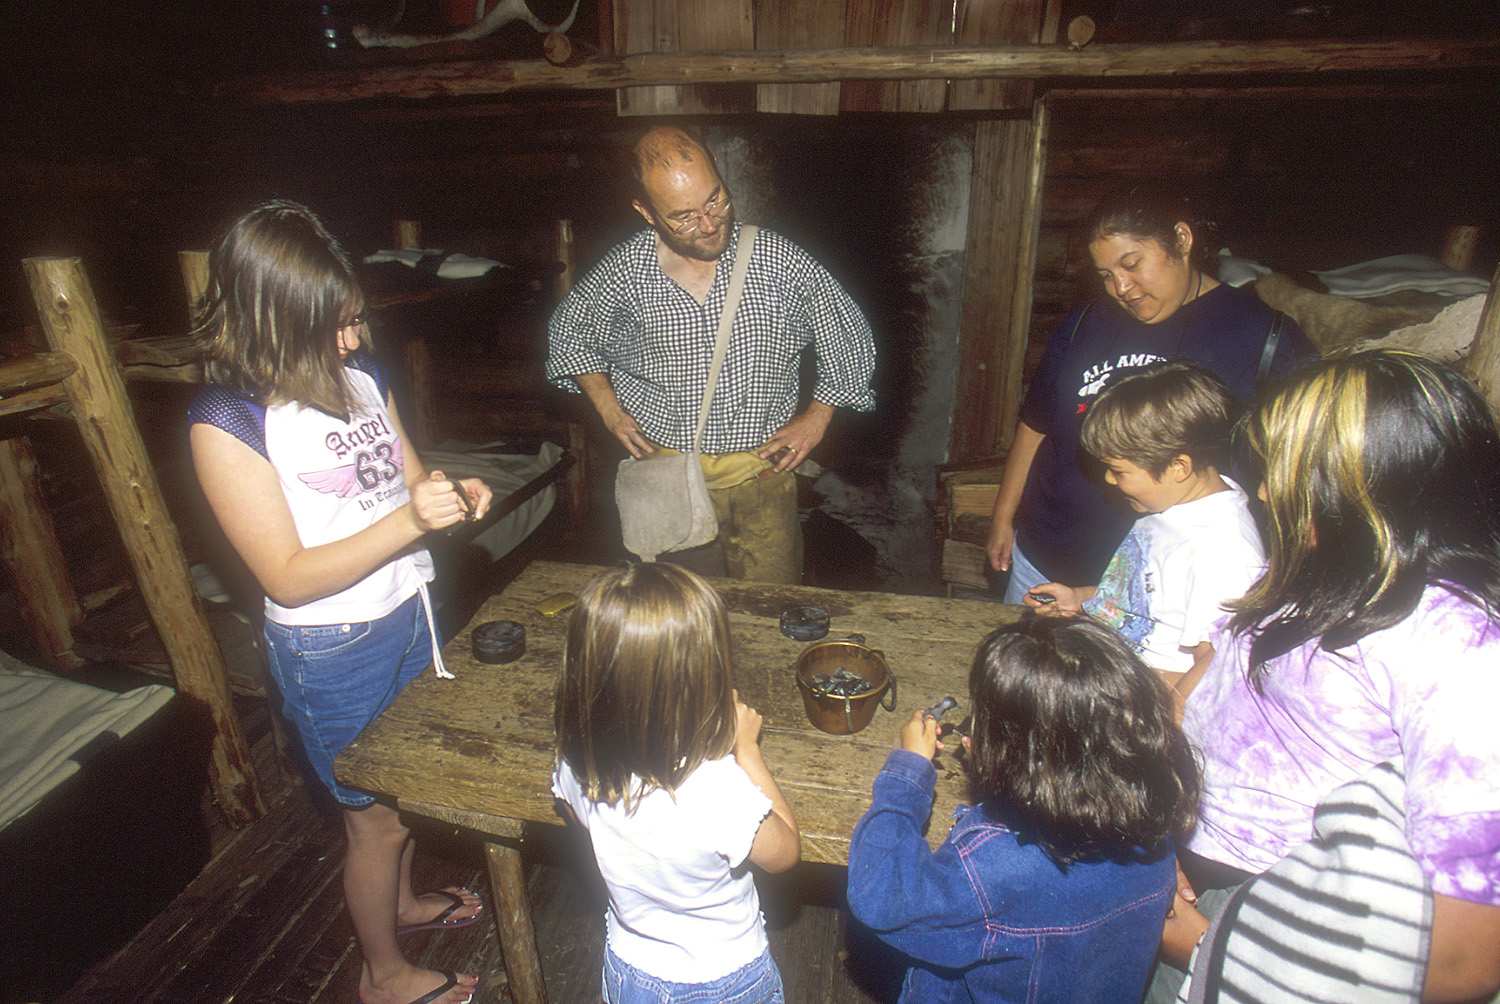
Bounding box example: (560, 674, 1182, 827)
(337, 561, 1023, 864)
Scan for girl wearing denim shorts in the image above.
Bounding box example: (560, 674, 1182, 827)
(552, 563, 800, 1004)
(189, 201, 492, 1004)
(848, 615, 1200, 1004)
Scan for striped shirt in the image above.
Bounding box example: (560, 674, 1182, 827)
(1178, 760, 1430, 1004)
(546, 222, 876, 454)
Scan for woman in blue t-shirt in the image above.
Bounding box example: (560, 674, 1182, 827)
(985, 183, 1315, 601)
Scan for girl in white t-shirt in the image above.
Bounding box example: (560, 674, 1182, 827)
(189, 201, 491, 1004)
(552, 563, 800, 1004)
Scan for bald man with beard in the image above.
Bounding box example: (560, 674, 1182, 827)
(548, 127, 876, 583)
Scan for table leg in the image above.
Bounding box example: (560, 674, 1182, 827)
(484, 839, 549, 1004)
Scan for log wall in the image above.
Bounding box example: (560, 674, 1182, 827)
(4, 0, 1500, 594)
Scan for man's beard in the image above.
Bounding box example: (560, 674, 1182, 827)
(656, 209, 735, 262)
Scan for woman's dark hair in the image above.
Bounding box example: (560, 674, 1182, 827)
(194, 200, 367, 416)
(967, 614, 1200, 866)
(1230, 350, 1500, 682)
(1084, 181, 1220, 274)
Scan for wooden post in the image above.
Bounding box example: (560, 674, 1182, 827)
(0, 435, 84, 671)
(1441, 224, 1480, 274)
(22, 256, 265, 827)
(1462, 263, 1500, 417)
(402, 335, 435, 451)
(179, 250, 210, 316)
(949, 95, 1050, 458)
(485, 840, 549, 1004)
(551, 218, 575, 304)
(394, 219, 424, 250)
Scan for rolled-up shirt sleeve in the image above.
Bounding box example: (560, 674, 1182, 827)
(546, 245, 635, 394)
(804, 259, 876, 412)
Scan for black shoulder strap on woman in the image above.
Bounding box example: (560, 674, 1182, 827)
(1063, 300, 1096, 348)
(1255, 311, 1286, 390)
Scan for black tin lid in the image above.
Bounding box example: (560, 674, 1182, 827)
(472, 619, 527, 664)
(779, 605, 830, 642)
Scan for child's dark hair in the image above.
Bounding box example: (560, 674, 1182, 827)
(554, 563, 738, 809)
(967, 614, 1199, 865)
(1231, 349, 1500, 682)
(195, 200, 367, 416)
(1080, 360, 1239, 477)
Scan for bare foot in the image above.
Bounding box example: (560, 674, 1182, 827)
(397, 887, 483, 930)
(360, 964, 479, 1004)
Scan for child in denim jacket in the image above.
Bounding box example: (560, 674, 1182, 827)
(847, 615, 1199, 1004)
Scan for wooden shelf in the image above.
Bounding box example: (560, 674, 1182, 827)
(221, 35, 1500, 105)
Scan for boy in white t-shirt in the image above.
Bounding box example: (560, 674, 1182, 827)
(1025, 361, 1264, 711)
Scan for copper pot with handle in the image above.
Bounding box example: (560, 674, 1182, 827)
(794, 634, 897, 736)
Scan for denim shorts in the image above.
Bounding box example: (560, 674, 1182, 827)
(263, 592, 433, 807)
(602, 947, 783, 1004)
(1001, 536, 1050, 604)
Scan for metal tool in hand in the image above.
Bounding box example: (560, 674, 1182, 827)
(450, 479, 476, 521)
(924, 695, 966, 741)
(923, 696, 958, 721)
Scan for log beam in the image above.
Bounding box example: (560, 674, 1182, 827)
(225, 35, 1500, 104)
(0, 435, 84, 671)
(22, 255, 265, 827)
(0, 351, 77, 400)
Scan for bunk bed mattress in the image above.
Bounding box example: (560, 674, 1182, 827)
(0, 654, 173, 831)
(419, 439, 564, 561)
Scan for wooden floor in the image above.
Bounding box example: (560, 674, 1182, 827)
(48, 695, 903, 1004)
(40, 520, 910, 1004)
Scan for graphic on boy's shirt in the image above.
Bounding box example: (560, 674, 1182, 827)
(1075, 352, 1168, 401)
(1083, 531, 1153, 650)
(298, 427, 405, 499)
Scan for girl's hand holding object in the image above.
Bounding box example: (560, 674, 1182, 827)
(899, 709, 942, 761)
(417, 470, 492, 530)
(733, 692, 764, 757)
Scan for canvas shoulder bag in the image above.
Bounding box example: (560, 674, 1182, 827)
(616, 225, 758, 562)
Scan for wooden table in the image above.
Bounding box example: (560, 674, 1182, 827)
(336, 561, 1022, 1004)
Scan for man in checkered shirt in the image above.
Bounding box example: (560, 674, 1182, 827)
(547, 126, 876, 583)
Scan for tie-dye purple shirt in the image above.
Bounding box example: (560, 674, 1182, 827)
(1184, 584, 1500, 905)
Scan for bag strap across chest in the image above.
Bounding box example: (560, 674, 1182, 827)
(691, 224, 759, 453)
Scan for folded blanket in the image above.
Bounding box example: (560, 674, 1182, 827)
(1314, 255, 1489, 299)
(1220, 251, 1489, 300)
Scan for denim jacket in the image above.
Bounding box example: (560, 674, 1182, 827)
(847, 750, 1176, 1004)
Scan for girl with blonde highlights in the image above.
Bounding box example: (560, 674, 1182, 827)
(1230, 350, 1500, 676)
(552, 563, 798, 1004)
(1158, 351, 1500, 1002)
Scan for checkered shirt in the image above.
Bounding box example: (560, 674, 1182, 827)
(546, 222, 876, 454)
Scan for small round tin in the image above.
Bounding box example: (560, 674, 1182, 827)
(472, 620, 526, 664)
(779, 605, 831, 642)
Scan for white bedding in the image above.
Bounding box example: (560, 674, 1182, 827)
(0, 653, 173, 831)
(1219, 250, 1490, 299)
(419, 439, 563, 561)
